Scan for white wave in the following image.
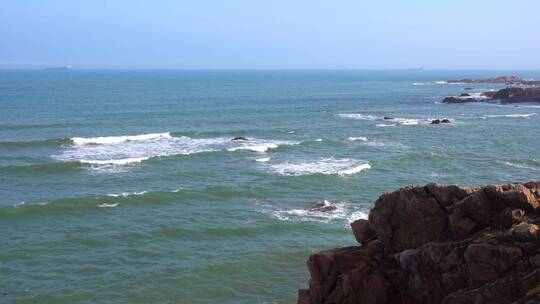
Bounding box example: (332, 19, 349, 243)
(80, 157, 149, 165)
(505, 104, 540, 109)
(267, 157, 370, 177)
(227, 140, 299, 153)
(13, 201, 49, 207)
(361, 141, 409, 149)
(287, 130, 296, 134)
(107, 191, 147, 197)
(338, 113, 378, 121)
(97, 203, 119, 208)
(72, 132, 172, 145)
(435, 81, 448, 84)
(483, 113, 537, 118)
(56, 134, 297, 170)
(228, 143, 279, 153)
(315, 138, 323, 142)
(339, 113, 435, 126)
(395, 118, 422, 125)
(498, 160, 540, 171)
(454, 92, 490, 100)
(263, 200, 369, 225)
(255, 157, 271, 162)
(413, 82, 430, 86)
(339, 164, 371, 176)
(348, 136, 367, 141)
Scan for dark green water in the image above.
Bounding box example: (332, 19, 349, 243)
(1, 70, 539, 303)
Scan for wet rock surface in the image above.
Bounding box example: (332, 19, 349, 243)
(298, 181, 540, 304)
(231, 136, 248, 141)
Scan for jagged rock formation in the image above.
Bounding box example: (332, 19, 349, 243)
(443, 87, 540, 104)
(298, 181, 540, 304)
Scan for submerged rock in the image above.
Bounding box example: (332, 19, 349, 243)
(309, 202, 338, 213)
(383, 116, 394, 120)
(431, 119, 451, 124)
(298, 181, 540, 304)
(231, 136, 248, 141)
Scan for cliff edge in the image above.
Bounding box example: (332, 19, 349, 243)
(299, 181, 540, 304)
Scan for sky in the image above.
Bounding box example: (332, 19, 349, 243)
(1, 0, 539, 70)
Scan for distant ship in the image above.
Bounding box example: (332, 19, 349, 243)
(45, 65, 72, 70)
(407, 66, 424, 71)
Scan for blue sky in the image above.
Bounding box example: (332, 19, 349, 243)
(1, 0, 539, 69)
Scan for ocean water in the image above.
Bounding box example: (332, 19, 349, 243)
(1, 70, 539, 303)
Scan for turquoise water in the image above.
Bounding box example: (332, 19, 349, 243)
(1, 70, 539, 303)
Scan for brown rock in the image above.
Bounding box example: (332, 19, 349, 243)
(299, 181, 540, 304)
(351, 219, 375, 244)
(464, 243, 522, 284)
(511, 222, 539, 241)
(449, 211, 478, 239)
(369, 185, 447, 253)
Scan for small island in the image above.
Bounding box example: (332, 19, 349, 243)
(441, 76, 540, 104)
(446, 76, 540, 86)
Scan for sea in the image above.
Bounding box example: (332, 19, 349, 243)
(1, 70, 539, 303)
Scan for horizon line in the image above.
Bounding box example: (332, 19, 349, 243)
(2, 67, 540, 72)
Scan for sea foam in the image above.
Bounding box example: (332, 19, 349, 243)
(267, 157, 371, 177)
(56, 132, 299, 170)
(97, 203, 119, 208)
(338, 113, 378, 121)
(348, 136, 368, 141)
(483, 113, 537, 119)
(262, 200, 369, 226)
(106, 191, 147, 197)
(340, 113, 436, 126)
(71, 132, 172, 145)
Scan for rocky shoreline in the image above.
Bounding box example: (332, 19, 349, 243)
(443, 87, 540, 104)
(441, 76, 540, 104)
(298, 181, 540, 304)
(446, 76, 540, 86)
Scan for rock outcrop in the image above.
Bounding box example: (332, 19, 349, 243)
(232, 136, 248, 141)
(446, 76, 540, 86)
(443, 87, 540, 104)
(298, 181, 540, 304)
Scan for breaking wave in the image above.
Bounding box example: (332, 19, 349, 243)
(71, 132, 173, 145)
(338, 113, 378, 121)
(348, 136, 368, 141)
(497, 160, 540, 171)
(483, 113, 537, 119)
(261, 200, 369, 225)
(54, 132, 300, 170)
(266, 157, 371, 177)
(339, 113, 441, 126)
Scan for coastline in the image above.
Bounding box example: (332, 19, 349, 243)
(299, 181, 540, 304)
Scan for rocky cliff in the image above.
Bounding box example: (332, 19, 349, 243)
(298, 181, 540, 304)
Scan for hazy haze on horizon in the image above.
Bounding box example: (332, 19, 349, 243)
(1, 0, 539, 70)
